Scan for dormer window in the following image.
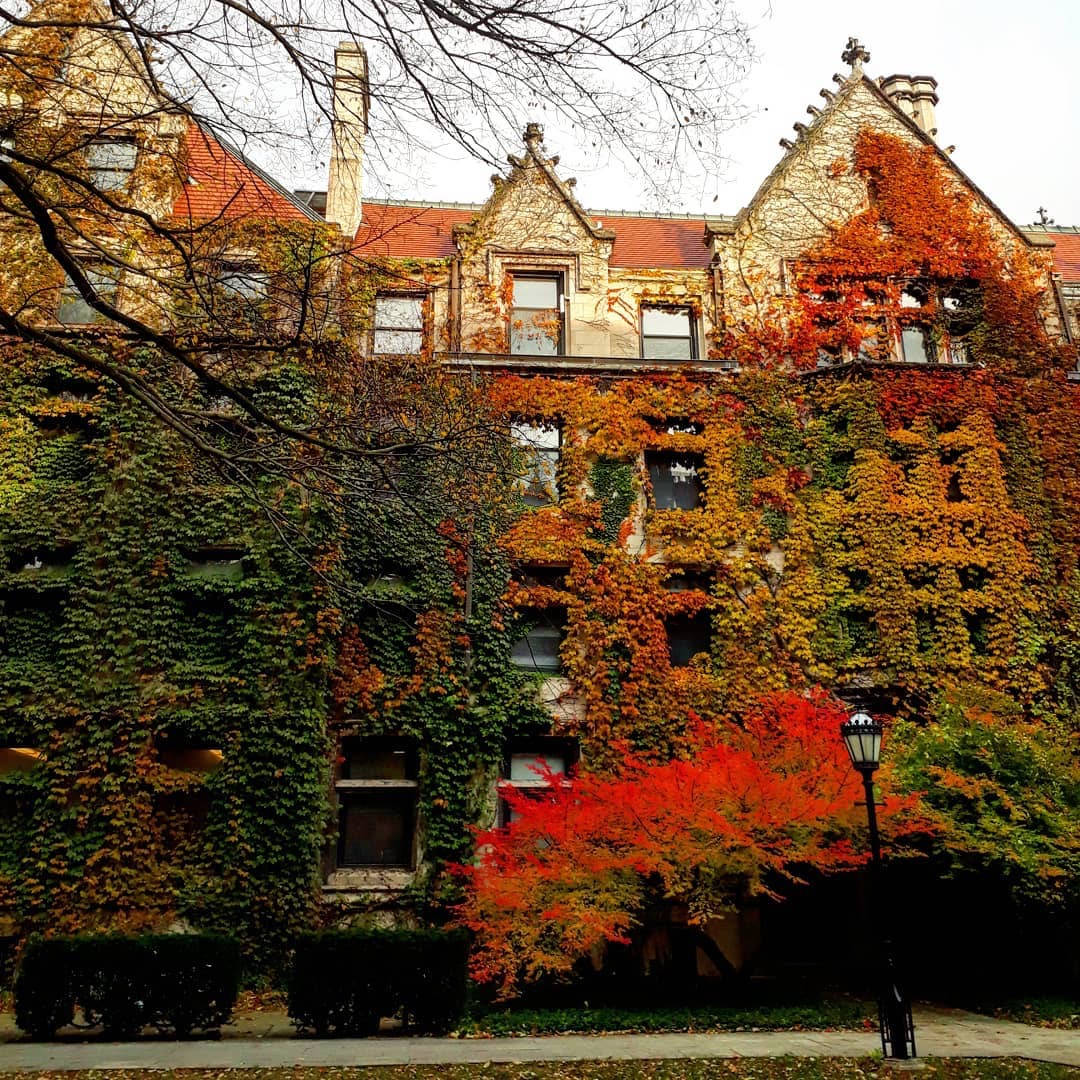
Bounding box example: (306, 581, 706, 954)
(86, 140, 136, 191)
(642, 306, 697, 360)
(510, 273, 563, 355)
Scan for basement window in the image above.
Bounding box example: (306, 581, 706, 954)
(646, 451, 704, 510)
(642, 306, 697, 360)
(336, 737, 418, 869)
(86, 139, 136, 191)
(373, 294, 424, 354)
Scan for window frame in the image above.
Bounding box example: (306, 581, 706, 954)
(85, 138, 137, 192)
(216, 265, 271, 302)
(509, 271, 565, 356)
(56, 267, 117, 325)
(510, 605, 567, 673)
(372, 292, 427, 356)
(666, 610, 712, 667)
(640, 304, 698, 361)
(499, 737, 578, 826)
(645, 449, 705, 511)
(334, 736, 419, 870)
(510, 418, 561, 506)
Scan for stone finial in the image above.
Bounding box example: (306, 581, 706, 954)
(841, 37, 870, 74)
(523, 122, 544, 153)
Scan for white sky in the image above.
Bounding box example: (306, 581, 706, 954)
(353, 0, 1080, 227)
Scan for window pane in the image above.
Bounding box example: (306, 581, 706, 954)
(643, 336, 693, 360)
(374, 329, 423, 354)
(87, 141, 136, 170)
(375, 296, 423, 329)
(509, 752, 566, 780)
(58, 271, 114, 324)
(511, 422, 560, 450)
(87, 141, 136, 190)
(512, 276, 559, 308)
(344, 746, 414, 780)
(220, 269, 269, 299)
(510, 318, 560, 355)
(510, 624, 563, 670)
(340, 795, 413, 866)
(668, 613, 711, 667)
(901, 327, 932, 363)
(648, 453, 703, 510)
(642, 307, 691, 336)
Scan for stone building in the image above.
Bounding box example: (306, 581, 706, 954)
(1, 11, 1078, 982)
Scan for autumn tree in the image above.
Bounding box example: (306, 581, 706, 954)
(454, 691, 924, 997)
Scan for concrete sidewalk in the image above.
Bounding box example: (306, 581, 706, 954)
(0, 1007, 1075, 1071)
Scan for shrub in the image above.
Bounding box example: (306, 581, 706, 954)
(14, 937, 76, 1039)
(288, 929, 468, 1036)
(13, 932, 241, 1039)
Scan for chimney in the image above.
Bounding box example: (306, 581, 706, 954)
(879, 74, 939, 138)
(325, 42, 369, 239)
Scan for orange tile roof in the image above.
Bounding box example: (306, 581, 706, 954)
(173, 121, 317, 224)
(353, 202, 712, 269)
(1045, 229, 1080, 284)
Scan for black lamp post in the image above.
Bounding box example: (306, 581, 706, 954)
(840, 710, 916, 1060)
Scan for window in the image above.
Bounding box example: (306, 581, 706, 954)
(511, 420, 560, 506)
(667, 611, 711, 667)
(899, 326, 935, 364)
(510, 606, 566, 672)
(86, 140, 136, 191)
(57, 268, 115, 324)
(650, 417, 703, 437)
(500, 738, 578, 824)
(218, 267, 270, 301)
(336, 738, 418, 868)
(646, 451, 704, 510)
(642, 306, 696, 360)
(374, 294, 424, 354)
(510, 273, 563, 355)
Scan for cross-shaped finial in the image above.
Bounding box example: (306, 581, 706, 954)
(841, 37, 871, 73)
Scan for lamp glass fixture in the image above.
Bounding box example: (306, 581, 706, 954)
(841, 710, 882, 769)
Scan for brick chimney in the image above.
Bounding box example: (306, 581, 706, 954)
(325, 41, 369, 239)
(879, 74, 939, 138)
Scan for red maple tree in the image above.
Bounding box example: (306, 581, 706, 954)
(454, 690, 923, 996)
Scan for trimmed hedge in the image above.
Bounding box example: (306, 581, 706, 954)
(14, 932, 240, 1038)
(287, 929, 468, 1035)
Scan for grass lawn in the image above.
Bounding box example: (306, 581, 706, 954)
(0, 1062, 1077, 1079)
(460, 999, 877, 1036)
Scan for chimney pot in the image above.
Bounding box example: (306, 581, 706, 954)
(880, 73, 939, 138)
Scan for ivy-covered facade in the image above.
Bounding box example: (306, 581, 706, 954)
(1, 17, 1079, 981)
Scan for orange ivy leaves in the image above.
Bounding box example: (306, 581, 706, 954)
(454, 690, 924, 996)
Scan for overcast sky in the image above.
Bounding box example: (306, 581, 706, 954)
(359, 0, 1079, 227)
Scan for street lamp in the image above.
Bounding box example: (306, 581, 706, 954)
(840, 710, 916, 1060)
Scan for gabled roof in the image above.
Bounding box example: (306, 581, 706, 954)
(173, 121, 321, 224)
(353, 201, 713, 269)
(1025, 226, 1080, 284)
(738, 67, 1045, 252)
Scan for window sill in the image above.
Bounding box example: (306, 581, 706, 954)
(323, 867, 416, 894)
